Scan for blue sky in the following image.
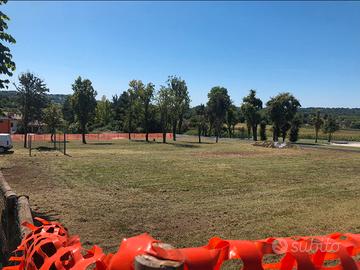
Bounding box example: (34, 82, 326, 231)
(3, 1, 360, 107)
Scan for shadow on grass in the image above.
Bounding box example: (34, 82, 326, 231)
(0, 150, 14, 155)
(32, 209, 60, 225)
(130, 139, 201, 148)
(87, 142, 114, 145)
(36, 146, 56, 152)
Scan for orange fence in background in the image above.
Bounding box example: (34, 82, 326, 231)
(11, 133, 172, 142)
(5, 218, 360, 270)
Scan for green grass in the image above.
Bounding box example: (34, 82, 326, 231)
(1, 138, 360, 259)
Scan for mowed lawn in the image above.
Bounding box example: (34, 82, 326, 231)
(1, 137, 360, 255)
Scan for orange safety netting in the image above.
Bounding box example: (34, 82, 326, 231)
(5, 218, 360, 270)
(10, 133, 173, 142)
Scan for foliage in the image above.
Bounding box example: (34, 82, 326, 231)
(266, 92, 301, 142)
(289, 114, 302, 142)
(14, 72, 49, 146)
(207, 86, 231, 143)
(138, 82, 155, 141)
(157, 86, 172, 143)
(241, 90, 263, 141)
(0, 0, 16, 89)
(311, 110, 323, 143)
(43, 103, 63, 140)
(259, 121, 267, 141)
(72, 76, 97, 143)
(95, 95, 112, 126)
(323, 115, 340, 142)
(226, 104, 238, 138)
(167, 76, 190, 140)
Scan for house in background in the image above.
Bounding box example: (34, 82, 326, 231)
(0, 113, 21, 133)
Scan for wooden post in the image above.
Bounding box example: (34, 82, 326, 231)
(134, 243, 184, 270)
(0, 171, 21, 255)
(17, 196, 34, 239)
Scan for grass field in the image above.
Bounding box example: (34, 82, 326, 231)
(1, 138, 360, 260)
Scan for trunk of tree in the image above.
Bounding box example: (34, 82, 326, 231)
(51, 133, 54, 143)
(172, 120, 177, 141)
(23, 132, 27, 148)
(198, 126, 201, 143)
(228, 126, 232, 138)
(252, 125, 258, 141)
(163, 131, 166, 143)
(145, 107, 149, 142)
(273, 126, 279, 142)
(178, 116, 183, 134)
(82, 132, 86, 144)
(315, 129, 318, 143)
(328, 133, 331, 142)
(215, 125, 219, 143)
(247, 125, 251, 140)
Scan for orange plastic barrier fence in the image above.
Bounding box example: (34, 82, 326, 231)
(11, 133, 173, 142)
(5, 219, 360, 270)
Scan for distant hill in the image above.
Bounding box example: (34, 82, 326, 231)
(0, 90, 69, 109)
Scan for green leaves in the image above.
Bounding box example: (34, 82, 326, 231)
(0, 1, 16, 89)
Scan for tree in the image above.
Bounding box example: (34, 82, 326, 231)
(95, 95, 112, 127)
(157, 86, 172, 143)
(138, 82, 155, 142)
(191, 104, 207, 143)
(167, 76, 190, 141)
(226, 104, 238, 138)
(259, 120, 267, 141)
(312, 110, 323, 143)
(0, 0, 16, 89)
(43, 104, 63, 142)
(289, 114, 302, 142)
(14, 72, 49, 147)
(266, 92, 301, 142)
(126, 80, 143, 140)
(207, 86, 231, 143)
(323, 115, 339, 142)
(62, 95, 75, 126)
(240, 90, 263, 141)
(112, 91, 130, 131)
(72, 76, 97, 144)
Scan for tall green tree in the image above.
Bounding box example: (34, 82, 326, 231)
(126, 80, 143, 140)
(0, 0, 16, 89)
(259, 120, 267, 141)
(226, 104, 238, 138)
(112, 91, 130, 131)
(266, 92, 301, 142)
(167, 76, 190, 141)
(207, 86, 231, 143)
(62, 95, 75, 126)
(289, 114, 302, 142)
(312, 110, 323, 143)
(95, 95, 112, 126)
(157, 86, 172, 143)
(191, 104, 207, 143)
(240, 90, 263, 141)
(14, 72, 49, 147)
(43, 103, 63, 142)
(138, 82, 155, 142)
(323, 115, 339, 142)
(72, 76, 97, 144)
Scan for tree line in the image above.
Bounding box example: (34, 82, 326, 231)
(8, 71, 341, 147)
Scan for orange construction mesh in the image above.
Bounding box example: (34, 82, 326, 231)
(5, 219, 360, 270)
(10, 133, 173, 142)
